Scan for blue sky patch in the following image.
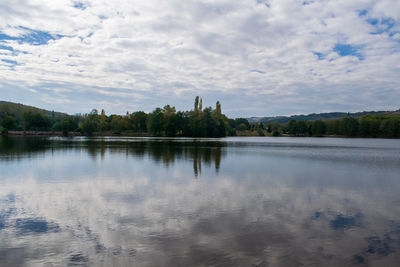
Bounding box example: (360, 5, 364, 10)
(0, 33, 17, 41)
(358, 9, 368, 17)
(367, 17, 397, 36)
(367, 18, 379, 26)
(73, 2, 87, 10)
(250, 69, 265, 74)
(330, 213, 362, 230)
(15, 218, 60, 235)
(0, 45, 13, 51)
(333, 43, 364, 60)
(1, 59, 19, 70)
(313, 51, 324, 60)
(0, 27, 63, 46)
(302, 1, 314, 6)
(1, 59, 18, 65)
(255, 0, 270, 8)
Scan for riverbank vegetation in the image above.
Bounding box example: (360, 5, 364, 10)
(1, 97, 232, 137)
(259, 116, 400, 138)
(1, 98, 399, 138)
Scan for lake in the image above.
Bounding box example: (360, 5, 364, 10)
(1, 136, 400, 266)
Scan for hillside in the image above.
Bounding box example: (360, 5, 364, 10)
(0, 101, 68, 120)
(0, 101, 69, 131)
(248, 110, 400, 124)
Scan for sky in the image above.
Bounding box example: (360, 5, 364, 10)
(0, 0, 400, 117)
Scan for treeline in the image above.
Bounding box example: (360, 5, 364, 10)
(77, 97, 230, 137)
(249, 110, 400, 124)
(1, 98, 400, 138)
(251, 115, 400, 138)
(0, 97, 233, 137)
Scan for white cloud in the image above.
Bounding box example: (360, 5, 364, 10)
(0, 0, 399, 116)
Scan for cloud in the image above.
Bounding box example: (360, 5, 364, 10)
(0, 0, 399, 116)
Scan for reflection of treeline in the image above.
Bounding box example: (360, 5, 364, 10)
(84, 140, 224, 175)
(0, 136, 52, 157)
(0, 137, 225, 175)
(255, 115, 400, 138)
(0, 97, 236, 137)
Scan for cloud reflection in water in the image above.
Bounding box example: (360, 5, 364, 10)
(0, 137, 400, 266)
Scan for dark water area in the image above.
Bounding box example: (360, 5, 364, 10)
(0, 136, 400, 266)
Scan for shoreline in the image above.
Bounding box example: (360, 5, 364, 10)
(3, 131, 82, 136)
(0, 131, 393, 139)
(1, 131, 152, 137)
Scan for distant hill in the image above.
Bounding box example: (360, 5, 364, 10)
(248, 109, 400, 124)
(0, 101, 68, 120)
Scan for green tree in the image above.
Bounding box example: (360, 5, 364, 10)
(271, 122, 281, 136)
(194, 96, 200, 112)
(340, 117, 359, 136)
(22, 111, 52, 131)
(257, 123, 265, 136)
(163, 105, 177, 136)
(99, 109, 109, 131)
(233, 118, 250, 131)
(1, 115, 16, 130)
(369, 118, 380, 137)
(326, 120, 340, 135)
(266, 124, 272, 133)
(188, 110, 201, 137)
(380, 117, 400, 138)
(53, 116, 78, 135)
(215, 101, 221, 116)
(203, 107, 216, 137)
(128, 111, 148, 132)
(288, 120, 307, 136)
(80, 109, 100, 135)
(311, 120, 327, 137)
(110, 115, 127, 133)
(296, 121, 308, 136)
(147, 108, 164, 136)
(213, 101, 227, 137)
(288, 120, 297, 135)
(359, 117, 371, 137)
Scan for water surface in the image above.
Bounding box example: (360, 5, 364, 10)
(1, 136, 400, 266)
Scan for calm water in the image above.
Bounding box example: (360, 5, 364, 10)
(1, 136, 400, 266)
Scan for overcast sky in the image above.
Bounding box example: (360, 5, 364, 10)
(1, 0, 399, 117)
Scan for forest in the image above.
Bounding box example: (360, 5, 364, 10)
(0, 97, 233, 137)
(262, 116, 400, 138)
(1, 97, 399, 138)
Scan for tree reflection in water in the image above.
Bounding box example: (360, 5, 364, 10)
(0, 137, 226, 176)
